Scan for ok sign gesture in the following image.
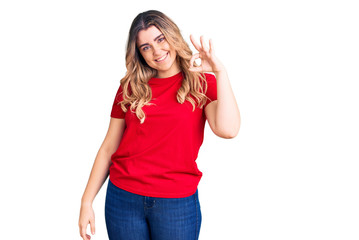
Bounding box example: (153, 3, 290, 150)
(188, 34, 226, 74)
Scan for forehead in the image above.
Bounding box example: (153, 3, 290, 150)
(136, 25, 163, 45)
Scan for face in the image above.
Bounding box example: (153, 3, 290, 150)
(137, 25, 181, 78)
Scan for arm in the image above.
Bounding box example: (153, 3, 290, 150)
(205, 69, 241, 138)
(79, 117, 125, 239)
(189, 35, 241, 138)
(80, 117, 126, 205)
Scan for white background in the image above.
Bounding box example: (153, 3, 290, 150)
(1, 0, 358, 239)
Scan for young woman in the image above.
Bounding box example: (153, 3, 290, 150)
(79, 10, 240, 240)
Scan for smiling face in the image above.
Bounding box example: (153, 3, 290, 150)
(136, 25, 181, 78)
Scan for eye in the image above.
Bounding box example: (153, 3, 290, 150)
(142, 46, 149, 51)
(158, 37, 165, 43)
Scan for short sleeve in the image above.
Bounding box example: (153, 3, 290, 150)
(110, 84, 126, 119)
(203, 73, 218, 108)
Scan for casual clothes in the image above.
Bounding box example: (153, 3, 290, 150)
(105, 179, 202, 239)
(109, 71, 217, 198)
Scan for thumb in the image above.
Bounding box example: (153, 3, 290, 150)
(189, 53, 200, 69)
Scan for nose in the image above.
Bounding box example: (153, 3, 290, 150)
(152, 44, 162, 56)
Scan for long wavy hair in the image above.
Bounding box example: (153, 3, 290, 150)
(118, 10, 209, 124)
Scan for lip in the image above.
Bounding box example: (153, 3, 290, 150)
(155, 52, 169, 63)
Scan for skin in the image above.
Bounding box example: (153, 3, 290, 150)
(79, 117, 125, 240)
(137, 25, 181, 78)
(79, 25, 241, 240)
(188, 34, 241, 138)
(136, 25, 240, 138)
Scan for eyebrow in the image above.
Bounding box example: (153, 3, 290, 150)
(138, 34, 164, 49)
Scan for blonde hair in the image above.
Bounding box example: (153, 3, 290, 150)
(118, 10, 209, 124)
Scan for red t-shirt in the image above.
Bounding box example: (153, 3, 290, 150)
(109, 71, 217, 198)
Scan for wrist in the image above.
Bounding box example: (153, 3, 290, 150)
(81, 198, 93, 206)
(213, 68, 227, 76)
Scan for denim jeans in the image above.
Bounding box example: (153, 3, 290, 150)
(105, 179, 202, 240)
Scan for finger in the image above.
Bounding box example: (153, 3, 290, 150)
(80, 226, 87, 240)
(200, 35, 209, 52)
(189, 34, 202, 51)
(189, 53, 200, 68)
(90, 218, 96, 235)
(80, 225, 92, 240)
(189, 52, 204, 72)
(81, 228, 89, 240)
(188, 65, 203, 72)
(209, 38, 214, 53)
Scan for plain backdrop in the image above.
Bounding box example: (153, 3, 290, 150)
(0, 0, 358, 239)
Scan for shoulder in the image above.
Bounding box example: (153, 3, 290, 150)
(202, 72, 217, 83)
(115, 82, 132, 98)
(203, 72, 216, 78)
(197, 72, 216, 86)
(202, 73, 217, 88)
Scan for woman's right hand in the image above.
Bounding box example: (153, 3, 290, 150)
(78, 203, 96, 240)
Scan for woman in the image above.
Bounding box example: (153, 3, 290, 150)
(79, 10, 240, 240)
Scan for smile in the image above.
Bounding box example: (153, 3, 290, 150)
(155, 52, 168, 62)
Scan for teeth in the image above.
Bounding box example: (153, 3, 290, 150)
(156, 53, 167, 61)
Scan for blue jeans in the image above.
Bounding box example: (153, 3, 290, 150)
(105, 179, 202, 240)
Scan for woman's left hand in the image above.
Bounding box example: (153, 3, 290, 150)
(188, 34, 226, 74)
